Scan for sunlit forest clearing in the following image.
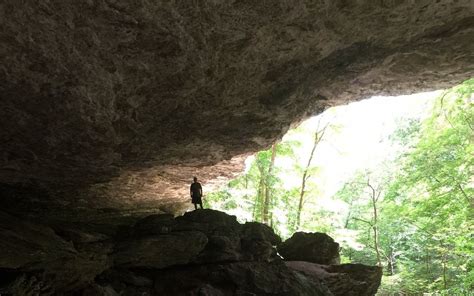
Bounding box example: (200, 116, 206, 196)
(205, 79, 474, 295)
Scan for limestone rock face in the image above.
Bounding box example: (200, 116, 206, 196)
(0, 209, 382, 295)
(278, 232, 341, 265)
(0, 211, 111, 295)
(151, 261, 332, 296)
(0, 1, 473, 214)
(286, 261, 383, 296)
(113, 231, 209, 268)
(131, 213, 175, 236)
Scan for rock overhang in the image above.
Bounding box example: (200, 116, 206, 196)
(0, 0, 473, 215)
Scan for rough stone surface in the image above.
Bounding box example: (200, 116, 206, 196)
(0, 1, 473, 214)
(286, 261, 383, 296)
(241, 221, 282, 246)
(131, 213, 175, 236)
(0, 211, 75, 270)
(112, 209, 283, 268)
(278, 232, 341, 265)
(151, 261, 332, 296)
(113, 231, 209, 268)
(174, 209, 242, 234)
(0, 210, 383, 295)
(0, 211, 111, 294)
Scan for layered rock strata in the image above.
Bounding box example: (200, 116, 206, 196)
(0, 209, 382, 295)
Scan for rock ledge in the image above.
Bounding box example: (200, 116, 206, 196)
(1, 209, 382, 295)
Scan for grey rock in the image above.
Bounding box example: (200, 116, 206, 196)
(0, 211, 76, 269)
(0, 207, 382, 295)
(174, 209, 242, 235)
(196, 234, 244, 263)
(286, 261, 383, 296)
(153, 261, 332, 296)
(80, 284, 120, 296)
(241, 222, 282, 245)
(0, 1, 472, 215)
(132, 213, 176, 236)
(0, 211, 110, 293)
(278, 232, 340, 265)
(113, 231, 208, 268)
(54, 227, 110, 244)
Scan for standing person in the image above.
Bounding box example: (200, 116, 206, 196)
(190, 177, 203, 210)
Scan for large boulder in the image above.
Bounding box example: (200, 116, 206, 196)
(195, 233, 244, 263)
(0, 211, 77, 270)
(174, 209, 242, 235)
(152, 261, 332, 296)
(1, 209, 382, 295)
(132, 213, 176, 236)
(195, 221, 283, 263)
(240, 222, 282, 262)
(241, 222, 281, 246)
(113, 210, 282, 266)
(0, 211, 110, 294)
(53, 227, 110, 244)
(113, 231, 208, 268)
(278, 232, 340, 265)
(286, 261, 383, 296)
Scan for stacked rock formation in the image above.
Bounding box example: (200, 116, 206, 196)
(0, 209, 381, 295)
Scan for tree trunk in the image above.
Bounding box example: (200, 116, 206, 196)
(262, 144, 276, 225)
(344, 197, 354, 228)
(387, 247, 394, 276)
(368, 180, 382, 267)
(296, 129, 325, 230)
(442, 254, 448, 290)
(253, 165, 265, 222)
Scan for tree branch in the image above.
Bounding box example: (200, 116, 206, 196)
(352, 217, 373, 226)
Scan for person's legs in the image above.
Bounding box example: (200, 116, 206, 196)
(199, 202, 203, 209)
(194, 203, 198, 210)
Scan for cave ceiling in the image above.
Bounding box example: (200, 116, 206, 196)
(0, 0, 473, 215)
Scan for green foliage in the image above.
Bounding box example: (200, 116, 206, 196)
(205, 79, 474, 294)
(380, 78, 474, 294)
(341, 78, 474, 294)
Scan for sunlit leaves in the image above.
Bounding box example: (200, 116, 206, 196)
(383, 78, 474, 293)
(205, 78, 473, 294)
(335, 79, 473, 294)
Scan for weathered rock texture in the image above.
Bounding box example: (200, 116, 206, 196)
(0, 209, 381, 295)
(278, 232, 341, 265)
(0, 1, 473, 213)
(286, 261, 383, 296)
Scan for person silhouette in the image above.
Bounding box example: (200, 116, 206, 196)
(190, 177, 203, 210)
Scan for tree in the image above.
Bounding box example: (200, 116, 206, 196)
(334, 79, 473, 294)
(335, 170, 389, 268)
(383, 78, 474, 294)
(206, 79, 473, 294)
(295, 123, 328, 230)
(263, 144, 277, 225)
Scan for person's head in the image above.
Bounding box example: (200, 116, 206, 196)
(193, 176, 198, 183)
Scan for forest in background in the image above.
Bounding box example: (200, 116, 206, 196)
(204, 79, 473, 295)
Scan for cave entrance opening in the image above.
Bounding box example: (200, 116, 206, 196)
(206, 90, 441, 231)
(205, 78, 474, 295)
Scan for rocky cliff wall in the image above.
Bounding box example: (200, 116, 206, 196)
(0, 209, 382, 295)
(0, 0, 473, 213)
